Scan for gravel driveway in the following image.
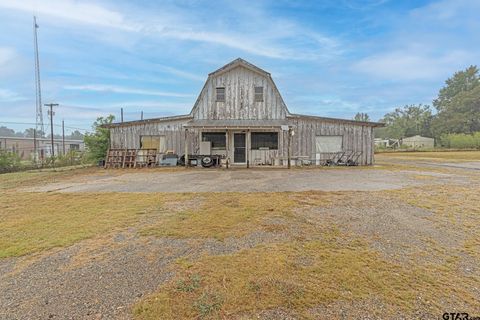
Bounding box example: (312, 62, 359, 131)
(24, 165, 466, 193)
(2, 159, 479, 319)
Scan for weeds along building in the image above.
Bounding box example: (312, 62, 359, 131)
(106, 58, 383, 166)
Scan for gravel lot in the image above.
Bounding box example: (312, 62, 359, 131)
(24, 164, 467, 193)
(2, 157, 479, 319)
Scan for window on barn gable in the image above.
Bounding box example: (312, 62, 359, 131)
(254, 86, 263, 102)
(202, 132, 226, 149)
(251, 132, 278, 150)
(216, 87, 225, 102)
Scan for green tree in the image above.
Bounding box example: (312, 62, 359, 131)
(22, 128, 46, 138)
(354, 112, 370, 122)
(83, 115, 115, 162)
(432, 65, 480, 136)
(68, 130, 84, 140)
(379, 104, 433, 139)
(0, 126, 17, 137)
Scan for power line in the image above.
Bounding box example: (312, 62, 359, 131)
(0, 121, 89, 131)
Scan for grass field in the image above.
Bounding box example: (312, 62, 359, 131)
(1, 152, 479, 319)
(376, 150, 480, 161)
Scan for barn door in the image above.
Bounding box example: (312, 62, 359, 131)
(315, 135, 343, 164)
(233, 133, 246, 163)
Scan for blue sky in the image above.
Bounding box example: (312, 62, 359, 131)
(0, 0, 479, 135)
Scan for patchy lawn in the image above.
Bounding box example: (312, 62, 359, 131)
(1, 153, 479, 319)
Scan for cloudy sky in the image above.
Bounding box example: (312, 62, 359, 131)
(0, 0, 479, 134)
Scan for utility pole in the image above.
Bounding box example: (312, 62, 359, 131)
(45, 103, 59, 165)
(121, 108, 124, 122)
(141, 111, 143, 120)
(62, 119, 65, 155)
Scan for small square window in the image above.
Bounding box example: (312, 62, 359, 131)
(216, 87, 225, 102)
(254, 86, 263, 102)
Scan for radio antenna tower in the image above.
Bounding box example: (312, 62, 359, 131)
(33, 16, 44, 137)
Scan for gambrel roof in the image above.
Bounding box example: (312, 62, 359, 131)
(190, 57, 290, 117)
(208, 58, 271, 77)
(105, 58, 384, 128)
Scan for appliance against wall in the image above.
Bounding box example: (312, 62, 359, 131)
(200, 141, 211, 155)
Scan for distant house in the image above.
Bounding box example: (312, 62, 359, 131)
(374, 138, 391, 148)
(0, 136, 85, 160)
(401, 135, 434, 149)
(105, 58, 384, 166)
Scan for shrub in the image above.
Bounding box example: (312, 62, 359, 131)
(0, 151, 22, 173)
(439, 132, 480, 149)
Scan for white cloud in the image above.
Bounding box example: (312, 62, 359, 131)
(353, 0, 480, 82)
(154, 65, 204, 82)
(0, 0, 137, 31)
(0, 47, 16, 66)
(0, 88, 27, 101)
(354, 49, 473, 81)
(0, 0, 341, 61)
(63, 84, 194, 98)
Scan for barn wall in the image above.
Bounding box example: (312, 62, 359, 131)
(110, 119, 189, 154)
(192, 66, 287, 120)
(287, 117, 375, 165)
(109, 119, 375, 165)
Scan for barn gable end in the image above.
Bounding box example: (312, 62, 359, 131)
(190, 58, 288, 120)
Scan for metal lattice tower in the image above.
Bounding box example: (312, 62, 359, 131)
(33, 16, 44, 137)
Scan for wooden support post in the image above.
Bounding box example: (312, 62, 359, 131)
(225, 130, 229, 169)
(184, 129, 189, 167)
(246, 129, 250, 168)
(287, 128, 291, 169)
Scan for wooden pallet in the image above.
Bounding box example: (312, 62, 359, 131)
(105, 149, 126, 168)
(105, 148, 158, 168)
(123, 149, 137, 168)
(135, 149, 157, 168)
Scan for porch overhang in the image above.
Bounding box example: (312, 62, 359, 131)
(183, 119, 292, 130)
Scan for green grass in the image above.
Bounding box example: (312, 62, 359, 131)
(376, 150, 480, 161)
(0, 166, 98, 190)
(1, 164, 479, 318)
(0, 192, 186, 258)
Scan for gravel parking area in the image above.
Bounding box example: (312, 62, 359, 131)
(2, 157, 479, 319)
(24, 164, 466, 193)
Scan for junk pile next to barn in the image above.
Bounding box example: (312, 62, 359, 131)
(102, 58, 384, 168)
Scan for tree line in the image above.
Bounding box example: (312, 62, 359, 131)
(370, 65, 480, 147)
(0, 126, 84, 140)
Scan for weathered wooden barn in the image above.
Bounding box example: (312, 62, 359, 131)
(106, 58, 383, 166)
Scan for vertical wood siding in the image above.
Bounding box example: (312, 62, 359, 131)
(287, 117, 374, 165)
(191, 66, 287, 120)
(108, 62, 376, 166)
(110, 117, 374, 165)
